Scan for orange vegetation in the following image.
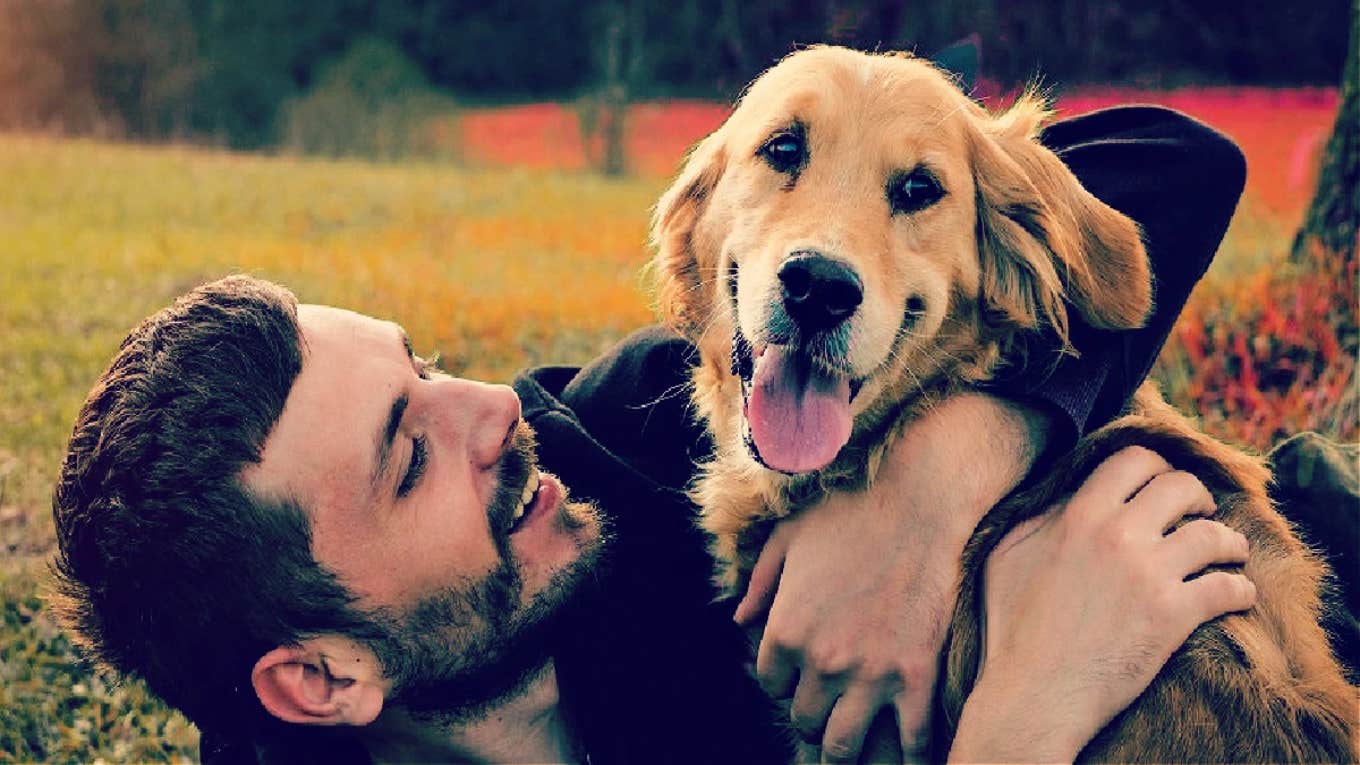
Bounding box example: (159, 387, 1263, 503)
(457, 88, 1338, 224)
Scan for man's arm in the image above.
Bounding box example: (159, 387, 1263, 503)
(948, 447, 1256, 763)
(733, 392, 1050, 762)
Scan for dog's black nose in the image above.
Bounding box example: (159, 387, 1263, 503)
(778, 252, 863, 332)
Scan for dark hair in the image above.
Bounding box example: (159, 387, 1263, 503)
(51, 275, 377, 732)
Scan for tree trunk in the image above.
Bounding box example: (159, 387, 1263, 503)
(597, 0, 642, 177)
(1291, 0, 1358, 264)
(600, 8, 627, 177)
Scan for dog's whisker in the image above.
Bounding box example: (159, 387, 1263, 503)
(927, 100, 971, 131)
(918, 337, 968, 369)
(630, 379, 695, 412)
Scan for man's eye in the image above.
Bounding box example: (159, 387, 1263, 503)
(887, 167, 945, 215)
(758, 126, 807, 174)
(397, 435, 428, 498)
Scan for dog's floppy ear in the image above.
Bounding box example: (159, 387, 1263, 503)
(971, 95, 1151, 346)
(650, 132, 727, 338)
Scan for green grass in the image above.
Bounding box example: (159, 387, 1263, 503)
(0, 134, 1300, 763)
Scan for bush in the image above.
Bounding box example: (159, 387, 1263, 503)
(1156, 242, 1358, 451)
(281, 38, 459, 160)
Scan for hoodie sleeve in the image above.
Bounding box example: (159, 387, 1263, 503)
(984, 105, 1247, 449)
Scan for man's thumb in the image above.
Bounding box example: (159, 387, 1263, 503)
(733, 532, 787, 626)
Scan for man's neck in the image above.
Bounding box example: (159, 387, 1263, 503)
(364, 662, 580, 764)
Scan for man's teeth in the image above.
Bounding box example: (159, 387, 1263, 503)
(511, 468, 541, 524)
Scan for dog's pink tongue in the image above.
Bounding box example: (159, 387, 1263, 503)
(747, 345, 852, 473)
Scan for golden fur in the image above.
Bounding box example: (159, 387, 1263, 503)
(651, 45, 1357, 761)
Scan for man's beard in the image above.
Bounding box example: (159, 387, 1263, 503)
(357, 423, 605, 723)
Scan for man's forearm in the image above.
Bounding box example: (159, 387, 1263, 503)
(949, 673, 1084, 763)
(881, 392, 1054, 537)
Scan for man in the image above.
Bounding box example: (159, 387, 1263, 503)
(53, 278, 1255, 764)
(50, 106, 1301, 762)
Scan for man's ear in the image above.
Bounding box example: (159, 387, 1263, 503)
(649, 130, 728, 338)
(971, 93, 1151, 345)
(252, 636, 387, 727)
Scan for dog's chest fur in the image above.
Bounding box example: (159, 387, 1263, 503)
(689, 304, 1011, 592)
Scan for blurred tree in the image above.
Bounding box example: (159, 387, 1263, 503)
(389, 0, 592, 98)
(280, 37, 456, 159)
(94, 0, 200, 138)
(1, 0, 1352, 147)
(0, 0, 198, 137)
(187, 0, 369, 148)
(590, 0, 644, 175)
(1291, 0, 1358, 265)
(0, 0, 104, 133)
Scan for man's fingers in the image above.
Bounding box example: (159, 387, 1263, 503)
(1071, 446, 1173, 512)
(789, 675, 841, 743)
(1183, 570, 1258, 623)
(891, 687, 933, 757)
(735, 528, 788, 626)
(1163, 519, 1249, 579)
(754, 631, 798, 699)
(1128, 470, 1218, 532)
(819, 686, 884, 764)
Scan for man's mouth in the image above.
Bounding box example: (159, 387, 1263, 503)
(506, 466, 542, 534)
(492, 425, 561, 540)
(732, 327, 864, 474)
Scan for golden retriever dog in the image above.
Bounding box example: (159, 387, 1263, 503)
(650, 45, 1357, 761)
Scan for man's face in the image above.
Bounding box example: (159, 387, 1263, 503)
(242, 305, 600, 710)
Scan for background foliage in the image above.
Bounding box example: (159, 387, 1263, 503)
(0, 0, 1351, 148)
(279, 37, 460, 159)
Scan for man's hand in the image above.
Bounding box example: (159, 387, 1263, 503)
(738, 481, 954, 763)
(735, 393, 1053, 763)
(949, 446, 1257, 763)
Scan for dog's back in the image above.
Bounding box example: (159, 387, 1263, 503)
(942, 385, 1359, 762)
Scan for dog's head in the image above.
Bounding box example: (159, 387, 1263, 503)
(652, 46, 1150, 475)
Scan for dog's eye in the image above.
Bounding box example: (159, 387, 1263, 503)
(758, 128, 807, 174)
(887, 168, 945, 215)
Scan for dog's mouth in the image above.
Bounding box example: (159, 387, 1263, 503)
(732, 327, 865, 475)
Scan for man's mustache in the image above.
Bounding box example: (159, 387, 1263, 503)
(489, 420, 538, 546)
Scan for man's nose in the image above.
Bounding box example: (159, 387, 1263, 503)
(432, 379, 522, 470)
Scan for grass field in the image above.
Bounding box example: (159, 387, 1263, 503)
(0, 91, 1353, 762)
